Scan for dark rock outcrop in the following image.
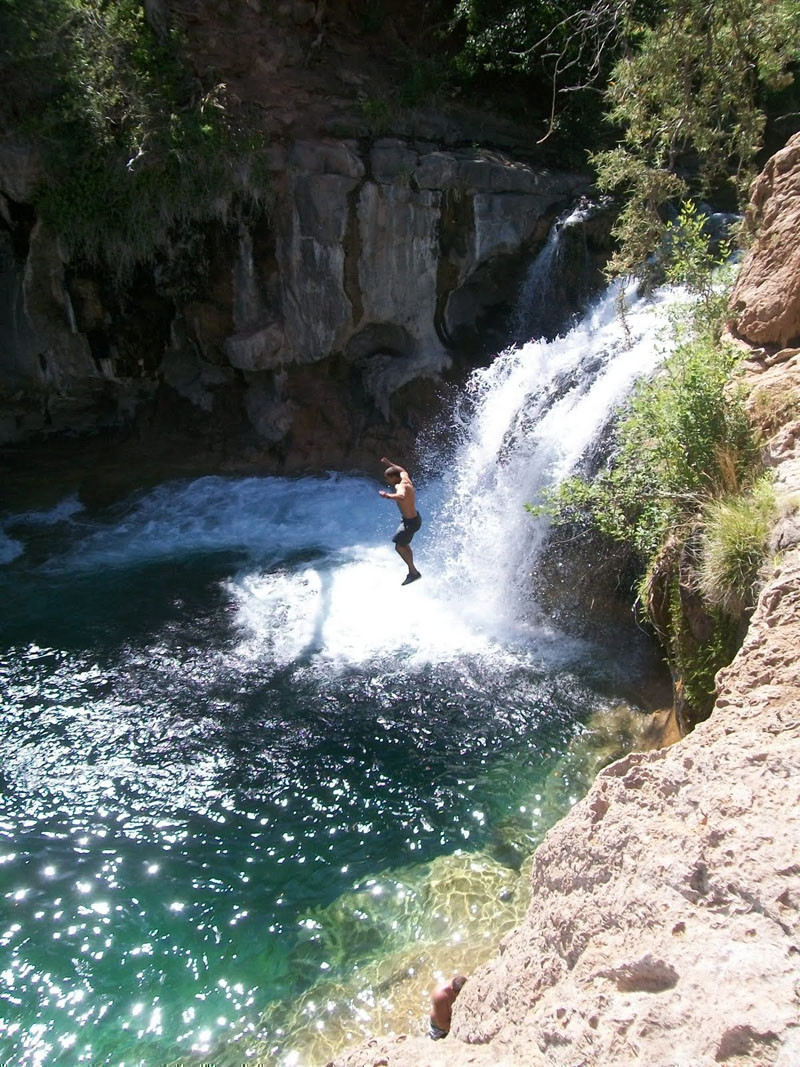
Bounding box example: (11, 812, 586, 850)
(0, 138, 590, 468)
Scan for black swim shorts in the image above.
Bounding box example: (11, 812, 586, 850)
(392, 512, 422, 546)
(429, 1017, 448, 1040)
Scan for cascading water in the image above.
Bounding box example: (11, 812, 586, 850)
(0, 225, 691, 1066)
(511, 198, 608, 344)
(434, 278, 686, 632)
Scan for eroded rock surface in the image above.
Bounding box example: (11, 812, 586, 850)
(0, 0, 601, 464)
(728, 131, 800, 347)
(0, 137, 589, 465)
(328, 541, 800, 1067)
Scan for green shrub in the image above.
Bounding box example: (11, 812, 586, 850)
(676, 601, 741, 716)
(536, 284, 769, 726)
(541, 318, 758, 562)
(662, 201, 731, 301)
(398, 58, 450, 109)
(360, 96, 394, 135)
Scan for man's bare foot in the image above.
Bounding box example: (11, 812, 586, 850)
(402, 571, 421, 586)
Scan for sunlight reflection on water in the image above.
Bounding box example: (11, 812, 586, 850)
(0, 278, 684, 1063)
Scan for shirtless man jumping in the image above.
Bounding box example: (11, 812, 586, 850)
(378, 455, 422, 585)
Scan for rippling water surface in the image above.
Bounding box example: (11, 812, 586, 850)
(1, 285, 683, 1065)
(0, 474, 660, 1066)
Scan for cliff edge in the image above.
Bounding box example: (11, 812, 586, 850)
(327, 141, 800, 1067)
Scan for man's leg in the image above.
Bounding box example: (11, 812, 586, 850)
(395, 543, 421, 582)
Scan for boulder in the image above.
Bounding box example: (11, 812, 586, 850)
(728, 132, 800, 347)
(288, 139, 365, 179)
(371, 140, 419, 184)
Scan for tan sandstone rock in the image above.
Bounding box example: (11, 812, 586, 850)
(728, 132, 800, 347)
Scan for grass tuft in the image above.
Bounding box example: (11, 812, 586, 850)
(699, 477, 776, 616)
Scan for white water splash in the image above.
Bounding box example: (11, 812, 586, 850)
(7, 493, 84, 526)
(5, 273, 693, 669)
(0, 530, 24, 564)
(225, 281, 694, 668)
(433, 280, 694, 627)
(512, 199, 605, 343)
(1, 493, 84, 565)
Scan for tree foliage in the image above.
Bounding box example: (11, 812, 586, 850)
(545, 323, 756, 561)
(450, 0, 646, 137)
(446, 0, 800, 271)
(593, 0, 800, 276)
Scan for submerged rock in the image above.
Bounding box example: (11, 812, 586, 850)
(219, 850, 530, 1066)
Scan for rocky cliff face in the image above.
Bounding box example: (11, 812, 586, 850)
(327, 139, 800, 1067)
(728, 132, 800, 349)
(0, 0, 606, 471)
(0, 138, 592, 468)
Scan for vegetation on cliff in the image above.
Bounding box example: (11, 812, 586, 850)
(590, 0, 800, 277)
(2, 0, 798, 282)
(451, 0, 800, 274)
(0, 0, 269, 278)
(536, 216, 775, 725)
(458, 0, 799, 723)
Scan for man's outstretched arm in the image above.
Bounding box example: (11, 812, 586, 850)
(380, 455, 407, 474)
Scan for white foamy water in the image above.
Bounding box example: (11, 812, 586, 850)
(434, 280, 693, 625)
(0, 530, 24, 563)
(41, 475, 381, 570)
(4, 281, 693, 675)
(13, 493, 84, 525)
(227, 545, 502, 670)
(224, 280, 694, 669)
(0, 494, 84, 565)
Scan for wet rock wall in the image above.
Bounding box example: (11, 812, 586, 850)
(0, 139, 590, 470)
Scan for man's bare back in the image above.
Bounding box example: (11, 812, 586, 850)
(429, 975, 467, 1039)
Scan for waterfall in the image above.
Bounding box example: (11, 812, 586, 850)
(430, 277, 693, 633)
(0, 248, 694, 1067)
(1, 275, 694, 664)
(512, 198, 608, 344)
